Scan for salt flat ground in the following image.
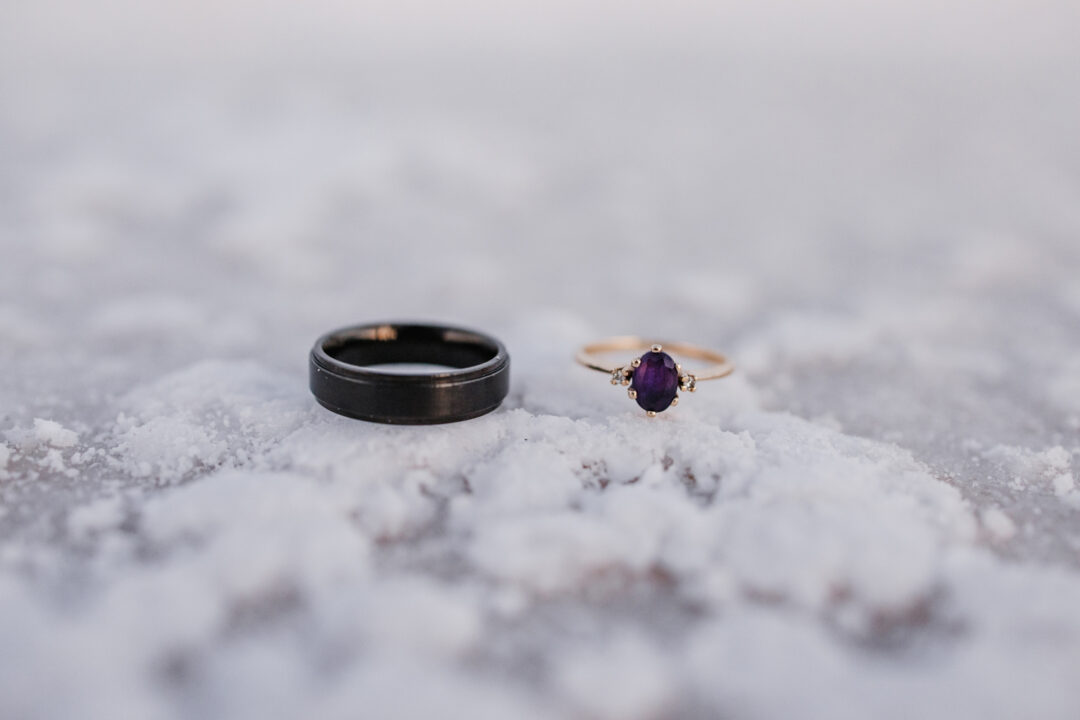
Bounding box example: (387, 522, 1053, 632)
(1, 2, 1080, 718)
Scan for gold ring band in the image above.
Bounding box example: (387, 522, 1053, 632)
(576, 337, 734, 416)
(576, 337, 735, 380)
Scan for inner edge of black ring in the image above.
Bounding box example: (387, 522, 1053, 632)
(313, 323, 508, 383)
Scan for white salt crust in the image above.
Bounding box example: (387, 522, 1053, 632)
(3, 360, 1079, 718)
(2, 2, 1080, 717)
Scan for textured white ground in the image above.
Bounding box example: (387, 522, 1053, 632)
(2, 2, 1080, 718)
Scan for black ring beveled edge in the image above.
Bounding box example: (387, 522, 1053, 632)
(312, 396, 507, 425)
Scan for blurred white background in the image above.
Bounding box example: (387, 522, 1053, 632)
(2, 2, 1080, 718)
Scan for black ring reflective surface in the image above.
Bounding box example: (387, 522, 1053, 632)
(309, 322, 510, 424)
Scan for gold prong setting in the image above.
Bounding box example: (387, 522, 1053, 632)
(612, 347, 686, 417)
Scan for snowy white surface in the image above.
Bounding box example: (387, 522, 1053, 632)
(2, 1, 1080, 718)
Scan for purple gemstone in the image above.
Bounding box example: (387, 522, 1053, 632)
(631, 351, 679, 412)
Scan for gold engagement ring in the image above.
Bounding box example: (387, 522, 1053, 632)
(576, 337, 734, 416)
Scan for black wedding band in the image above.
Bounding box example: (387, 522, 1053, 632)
(309, 322, 510, 424)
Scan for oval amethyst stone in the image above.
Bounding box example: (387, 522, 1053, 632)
(631, 351, 679, 412)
